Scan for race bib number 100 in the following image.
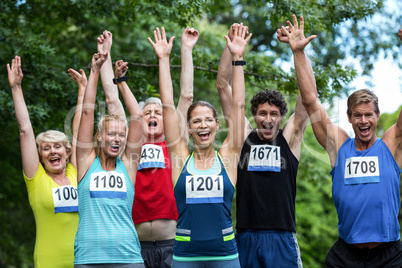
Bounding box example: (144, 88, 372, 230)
(248, 145, 281, 172)
(138, 144, 165, 170)
(90, 171, 127, 198)
(186, 175, 224, 204)
(344, 156, 380, 185)
(52, 185, 78, 213)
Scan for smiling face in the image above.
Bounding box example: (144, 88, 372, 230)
(254, 102, 284, 142)
(348, 101, 379, 148)
(188, 105, 219, 148)
(40, 142, 70, 174)
(142, 103, 164, 142)
(98, 120, 127, 157)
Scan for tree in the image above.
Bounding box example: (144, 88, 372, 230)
(1, 0, 401, 266)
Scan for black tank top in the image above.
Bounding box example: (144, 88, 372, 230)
(236, 130, 299, 232)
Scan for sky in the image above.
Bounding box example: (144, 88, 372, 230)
(334, 0, 402, 135)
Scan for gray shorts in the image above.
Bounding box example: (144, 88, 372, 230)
(140, 239, 175, 268)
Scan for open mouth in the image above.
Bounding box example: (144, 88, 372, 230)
(110, 144, 120, 152)
(359, 126, 370, 135)
(148, 120, 157, 127)
(197, 131, 211, 141)
(49, 158, 61, 165)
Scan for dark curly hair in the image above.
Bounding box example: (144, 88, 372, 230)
(250, 89, 288, 117)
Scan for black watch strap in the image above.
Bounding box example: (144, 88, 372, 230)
(232, 60, 246, 66)
(113, 76, 129, 84)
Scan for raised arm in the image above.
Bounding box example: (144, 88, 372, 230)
(276, 25, 310, 160)
(221, 24, 252, 158)
(76, 50, 108, 182)
(382, 28, 402, 167)
(148, 27, 189, 181)
(67, 68, 87, 169)
(217, 23, 252, 135)
(8, 56, 39, 178)
(177, 26, 198, 143)
(114, 60, 143, 184)
(97, 30, 125, 118)
(286, 15, 348, 166)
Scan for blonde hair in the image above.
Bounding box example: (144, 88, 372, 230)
(347, 89, 379, 117)
(95, 114, 127, 156)
(36, 130, 71, 162)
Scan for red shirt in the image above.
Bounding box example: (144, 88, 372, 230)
(132, 140, 178, 224)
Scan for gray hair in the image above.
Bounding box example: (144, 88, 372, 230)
(139, 97, 162, 111)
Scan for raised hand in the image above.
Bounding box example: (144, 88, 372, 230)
(399, 29, 402, 41)
(97, 30, 113, 53)
(68, 68, 87, 89)
(282, 14, 316, 52)
(7, 56, 23, 88)
(114, 60, 128, 78)
(148, 27, 175, 59)
(224, 24, 252, 60)
(228, 23, 249, 41)
(277, 26, 292, 44)
(91, 50, 108, 70)
(181, 26, 199, 50)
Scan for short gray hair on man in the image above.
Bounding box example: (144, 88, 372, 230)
(139, 97, 162, 111)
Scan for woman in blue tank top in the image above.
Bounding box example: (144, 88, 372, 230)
(74, 49, 144, 267)
(148, 25, 251, 267)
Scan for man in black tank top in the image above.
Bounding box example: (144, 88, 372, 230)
(216, 23, 311, 268)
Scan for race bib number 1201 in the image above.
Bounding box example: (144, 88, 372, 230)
(344, 156, 380, 185)
(52, 185, 78, 213)
(90, 171, 127, 198)
(186, 175, 224, 204)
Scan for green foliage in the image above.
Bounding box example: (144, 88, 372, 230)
(1, 0, 401, 267)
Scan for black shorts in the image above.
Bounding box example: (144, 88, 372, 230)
(325, 238, 402, 268)
(140, 239, 175, 268)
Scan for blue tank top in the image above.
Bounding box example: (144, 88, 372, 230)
(74, 156, 143, 264)
(331, 138, 401, 244)
(173, 152, 238, 261)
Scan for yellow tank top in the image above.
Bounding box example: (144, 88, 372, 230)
(24, 162, 78, 267)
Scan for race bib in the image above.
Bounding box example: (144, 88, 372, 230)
(138, 144, 165, 170)
(248, 145, 281, 172)
(52, 185, 78, 213)
(90, 171, 127, 198)
(186, 175, 224, 204)
(344, 156, 380, 185)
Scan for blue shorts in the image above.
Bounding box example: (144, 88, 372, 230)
(236, 229, 302, 268)
(172, 258, 240, 268)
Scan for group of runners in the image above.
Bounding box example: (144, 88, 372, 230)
(8, 15, 402, 268)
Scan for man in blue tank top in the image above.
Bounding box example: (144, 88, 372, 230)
(287, 14, 402, 267)
(216, 23, 310, 268)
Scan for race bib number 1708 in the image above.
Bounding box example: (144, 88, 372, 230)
(344, 156, 380, 185)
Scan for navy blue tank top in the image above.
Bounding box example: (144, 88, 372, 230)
(173, 152, 238, 261)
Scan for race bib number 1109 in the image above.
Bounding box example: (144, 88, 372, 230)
(90, 171, 127, 198)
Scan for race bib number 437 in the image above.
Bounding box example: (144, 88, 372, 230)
(186, 175, 224, 204)
(138, 144, 165, 170)
(52, 185, 78, 213)
(344, 156, 380, 185)
(90, 171, 127, 198)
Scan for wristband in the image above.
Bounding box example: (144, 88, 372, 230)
(113, 76, 129, 84)
(232, 60, 246, 66)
